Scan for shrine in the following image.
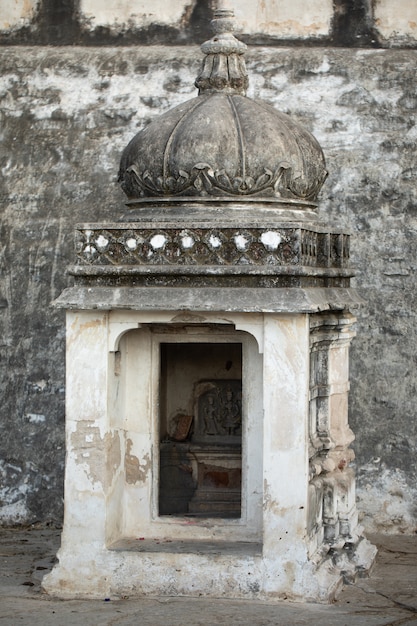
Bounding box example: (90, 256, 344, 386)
(43, 7, 376, 602)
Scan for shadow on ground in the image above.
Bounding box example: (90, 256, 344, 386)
(0, 528, 417, 625)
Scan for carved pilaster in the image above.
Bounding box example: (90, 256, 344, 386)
(309, 312, 356, 466)
(308, 312, 358, 548)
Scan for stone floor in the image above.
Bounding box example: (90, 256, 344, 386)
(0, 527, 416, 625)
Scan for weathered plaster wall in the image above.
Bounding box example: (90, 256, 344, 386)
(1, 0, 416, 47)
(77, 0, 335, 39)
(374, 0, 417, 45)
(0, 45, 416, 532)
(1, 0, 40, 32)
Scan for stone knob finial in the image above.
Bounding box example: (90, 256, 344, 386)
(195, 6, 248, 95)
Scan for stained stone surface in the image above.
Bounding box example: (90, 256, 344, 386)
(1, 0, 416, 47)
(0, 45, 417, 533)
(1, 528, 417, 624)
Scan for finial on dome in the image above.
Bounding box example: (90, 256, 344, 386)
(195, 4, 248, 96)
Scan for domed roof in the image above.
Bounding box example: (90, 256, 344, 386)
(119, 9, 327, 206)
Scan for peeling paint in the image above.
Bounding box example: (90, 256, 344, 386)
(374, 0, 417, 40)
(125, 439, 151, 484)
(357, 464, 417, 534)
(77, 317, 106, 333)
(26, 413, 46, 423)
(239, 0, 333, 37)
(71, 425, 121, 487)
(79, 0, 195, 31)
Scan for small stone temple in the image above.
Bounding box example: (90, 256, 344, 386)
(43, 7, 376, 602)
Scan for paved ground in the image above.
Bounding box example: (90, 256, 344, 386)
(0, 527, 416, 625)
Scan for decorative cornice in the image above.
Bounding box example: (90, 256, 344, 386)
(53, 286, 363, 312)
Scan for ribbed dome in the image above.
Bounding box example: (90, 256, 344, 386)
(118, 9, 327, 206)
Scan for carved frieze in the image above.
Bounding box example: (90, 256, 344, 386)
(122, 161, 327, 202)
(74, 226, 350, 269)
